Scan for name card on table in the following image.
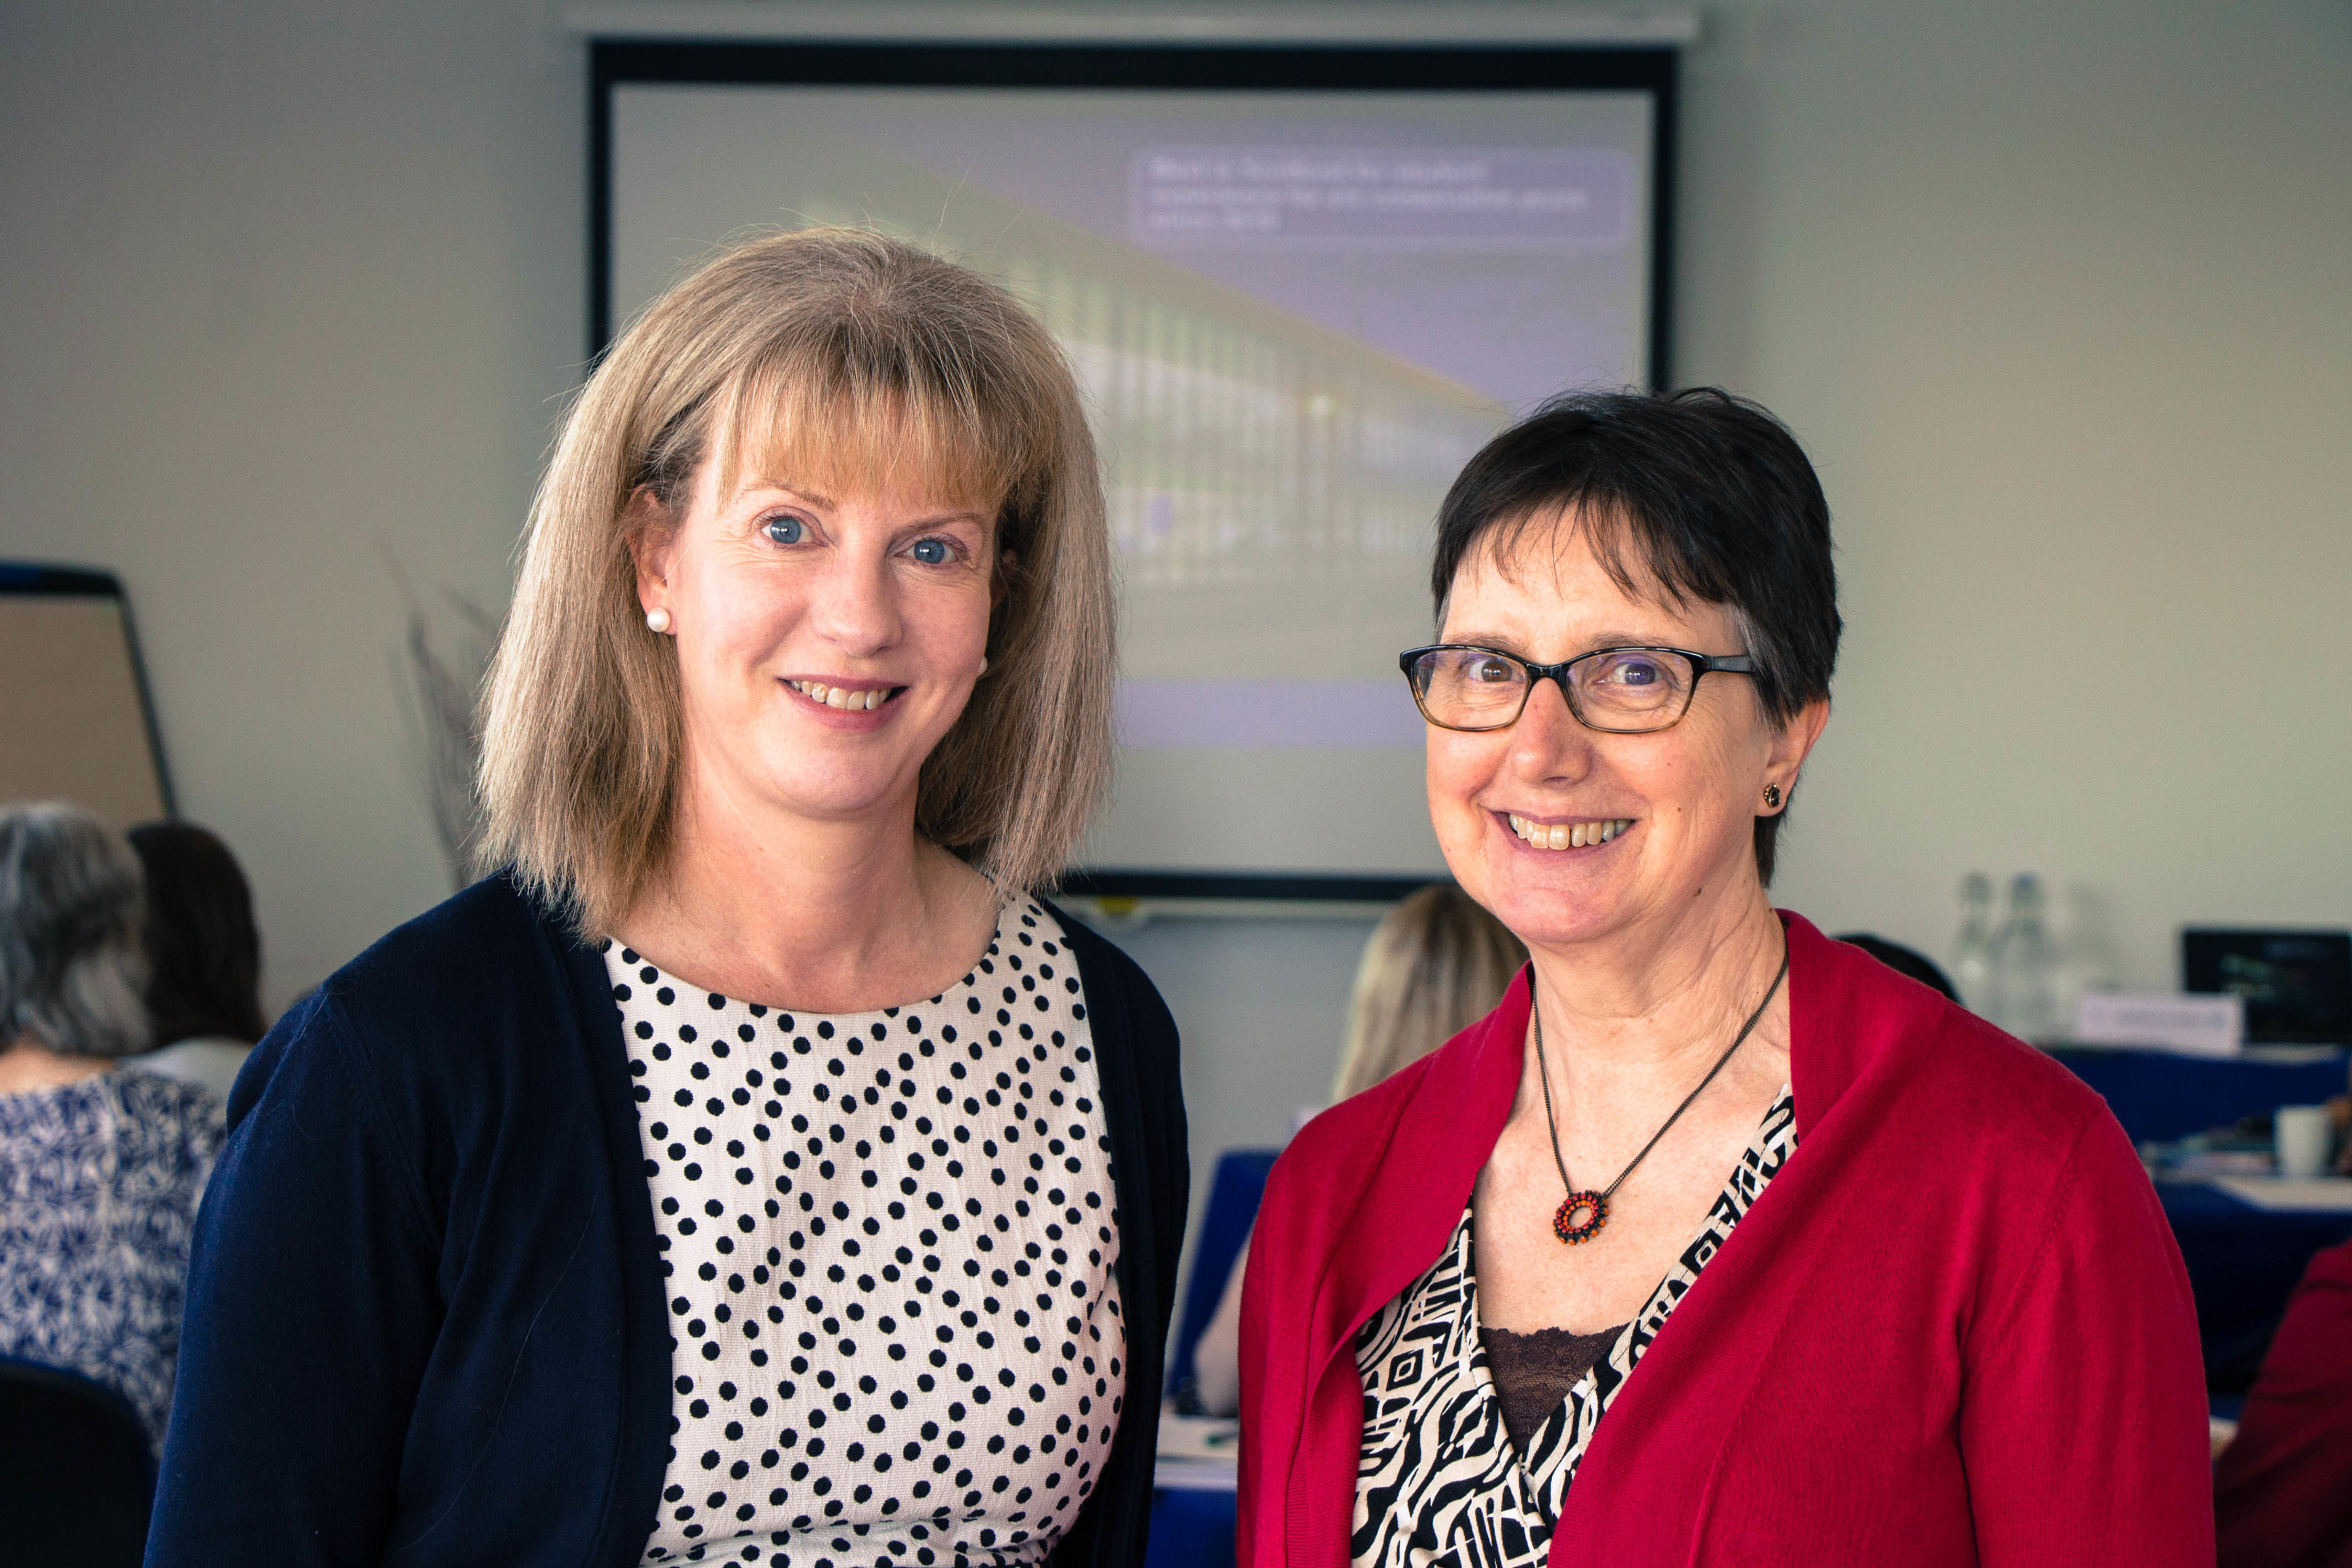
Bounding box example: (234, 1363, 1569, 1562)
(2073, 991, 2245, 1058)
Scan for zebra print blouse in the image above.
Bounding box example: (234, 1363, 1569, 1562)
(1349, 1087, 1797, 1568)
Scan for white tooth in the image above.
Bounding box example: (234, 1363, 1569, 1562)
(864, 690, 881, 710)
(1509, 814, 1527, 839)
(1598, 821, 1615, 843)
(1548, 824, 1567, 850)
(826, 687, 849, 709)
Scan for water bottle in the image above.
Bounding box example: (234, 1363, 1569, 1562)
(1990, 873, 2058, 1041)
(1951, 873, 1994, 1016)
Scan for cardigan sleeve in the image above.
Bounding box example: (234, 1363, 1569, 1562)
(1040, 910, 1190, 1568)
(144, 989, 444, 1567)
(1956, 1108, 2214, 1568)
(2213, 1239, 2352, 1568)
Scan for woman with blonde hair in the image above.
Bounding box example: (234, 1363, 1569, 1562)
(1331, 883, 1528, 1103)
(1190, 884, 1524, 1417)
(149, 229, 1187, 1568)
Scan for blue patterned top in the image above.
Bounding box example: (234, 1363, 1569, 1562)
(0, 1067, 225, 1451)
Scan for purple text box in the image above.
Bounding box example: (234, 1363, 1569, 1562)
(1128, 147, 1633, 253)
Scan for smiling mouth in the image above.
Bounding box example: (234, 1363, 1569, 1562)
(788, 679, 905, 713)
(1506, 813, 1633, 851)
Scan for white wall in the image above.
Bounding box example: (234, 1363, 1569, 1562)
(3, 1, 2348, 1254)
(1679, 0, 2352, 995)
(0, 0, 581, 1009)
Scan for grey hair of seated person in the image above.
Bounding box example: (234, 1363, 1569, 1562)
(0, 801, 151, 1058)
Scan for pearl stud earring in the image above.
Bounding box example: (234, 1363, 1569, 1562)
(976, 656, 989, 677)
(645, 608, 671, 634)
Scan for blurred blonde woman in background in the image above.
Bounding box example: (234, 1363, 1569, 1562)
(1331, 884, 1530, 1106)
(149, 229, 1187, 1568)
(1189, 884, 1524, 1416)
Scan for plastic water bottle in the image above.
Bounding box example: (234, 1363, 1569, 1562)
(1990, 873, 2058, 1042)
(1951, 873, 1994, 1016)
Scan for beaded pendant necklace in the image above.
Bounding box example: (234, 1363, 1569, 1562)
(1531, 945, 1789, 1245)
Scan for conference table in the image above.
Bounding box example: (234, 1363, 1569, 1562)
(2158, 1177, 2352, 1389)
(2047, 1043, 2351, 1387)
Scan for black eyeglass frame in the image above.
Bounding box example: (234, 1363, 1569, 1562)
(1398, 643, 1758, 734)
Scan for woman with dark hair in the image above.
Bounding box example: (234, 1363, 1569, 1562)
(0, 801, 223, 1453)
(1236, 390, 2210, 1566)
(126, 821, 267, 1101)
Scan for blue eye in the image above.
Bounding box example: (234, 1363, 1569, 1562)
(764, 517, 804, 545)
(910, 538, 950, 565)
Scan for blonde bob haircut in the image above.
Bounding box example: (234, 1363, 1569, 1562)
(1332, 883, 1527, 1102)
(480, 228, 1115, 935)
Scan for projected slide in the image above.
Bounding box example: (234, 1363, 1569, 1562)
(609, 84, 1656, 878)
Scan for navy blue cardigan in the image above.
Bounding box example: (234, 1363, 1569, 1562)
(145, 875, 1186, 1566)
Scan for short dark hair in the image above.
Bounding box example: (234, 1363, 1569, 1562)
(127, 822, 266, 1045)
(1429, 388, 1841, 883)
(1836, 934, 1960, 1003)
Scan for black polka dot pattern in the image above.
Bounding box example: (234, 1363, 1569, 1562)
(607, 900, 1125, 1567)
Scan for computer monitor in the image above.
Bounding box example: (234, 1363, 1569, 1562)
(2182, 928, 2352, 1045)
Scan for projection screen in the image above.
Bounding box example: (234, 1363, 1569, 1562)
(596, 43, 1674, 894)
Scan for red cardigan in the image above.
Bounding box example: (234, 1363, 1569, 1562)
(1238, 912, 2213, 1567)
(2214, 1238, 2352, 1568)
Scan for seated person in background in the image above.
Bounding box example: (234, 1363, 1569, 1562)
(0, 801, 224, 1453)
(1835, 932, 1961, 1001)
(1189, 883, 1526, 1416)
(123, 821, 268, 1102)
(2215, 1237, 2352, 1568)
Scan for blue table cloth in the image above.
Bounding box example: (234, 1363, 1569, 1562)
(2049, 1046, 2345, 1145)
(2157, 1180, 2352, 1390)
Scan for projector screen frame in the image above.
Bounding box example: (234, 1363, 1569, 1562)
(587, 36, 1678, 905)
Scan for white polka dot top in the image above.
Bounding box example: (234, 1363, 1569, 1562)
(604, 899, 1127, 1567)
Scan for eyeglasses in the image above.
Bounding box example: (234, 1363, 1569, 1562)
(1399, 644, 1757, 735)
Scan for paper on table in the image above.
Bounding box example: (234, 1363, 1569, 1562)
(2211, 1175, 2352, 1212)
(1154, 1456, 1240, 1493)
(1156, 1411, 1241, 1462)
(1155, 1411, 1241, 1493)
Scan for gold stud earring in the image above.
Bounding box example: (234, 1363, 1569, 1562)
(1763, 783, 1782, 809)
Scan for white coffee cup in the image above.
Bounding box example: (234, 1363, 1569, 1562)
(2275, 1105, 2333, 1181)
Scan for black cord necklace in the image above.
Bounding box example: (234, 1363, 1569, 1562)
(1531, 945, 1790, 1246)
